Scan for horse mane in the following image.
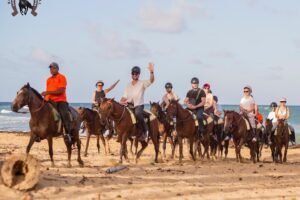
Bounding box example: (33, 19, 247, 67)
(22, 84, 44, 101)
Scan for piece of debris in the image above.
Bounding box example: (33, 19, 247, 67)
(1, 154, 40, 191)
(106, 165, 128, 174)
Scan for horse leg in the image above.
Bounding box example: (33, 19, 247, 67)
(171, 137, 178, 159)
(100, 134, 107, 155)
(106, 137, 111, 154)
(279, 145, 283, 163)
(128, 137, 134, 155)
(96, 135, 100, 154)
(189, 137, 195, 161)
(76, 137, 84, 167)
(283, 143, 288, 163)
(168, 135, 175, 157)
(119, 134, 126, 163)
(65, 141, 72, 168)
(150, 128, 159, 163)
(136, 140, 148, 163)
(162, 133, 167, 158)
(134, 137, 139, 155)
(178, 137, 183, 163)
(224, 140, 229, 160)
(47, 137, 55, 167)
(84, 132, 90, 157)
(26, 134, 35, 155)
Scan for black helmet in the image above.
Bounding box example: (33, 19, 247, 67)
(270, 102, 278, 108)
(213, 95, 218, 103)
(165, 82, 173, 89)
(191, 77, 199, 84)
(131, 66, 141, 74)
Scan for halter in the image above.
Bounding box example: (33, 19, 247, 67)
(167, 102, 192, 123)
(224, 112, 242, 132)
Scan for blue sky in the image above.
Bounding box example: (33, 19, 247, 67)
(0, 0, 299, 105)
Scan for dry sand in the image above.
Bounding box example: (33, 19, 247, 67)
(0, 133, 299, 200)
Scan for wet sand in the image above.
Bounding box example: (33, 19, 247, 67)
(0, 133, 300, 200)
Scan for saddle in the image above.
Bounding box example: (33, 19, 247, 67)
(126, 106, 156, 125)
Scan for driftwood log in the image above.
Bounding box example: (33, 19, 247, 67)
(1, 154, 40, 190)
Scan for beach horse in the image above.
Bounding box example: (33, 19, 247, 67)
(274, 119, 289, 163)
(11, 83, 84, 167)
(99, 98, 160, 163)
(165, 99, 197, 162)
(150, 101, 175, 158)
(264, 118, 276, 161)
(223, 110, 259, 163)
(19, 0, 33, 15)
(77, 107, 111, 156)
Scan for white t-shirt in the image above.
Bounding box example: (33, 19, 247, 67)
(240, 96, 255, 111)
(267, 111, 277, 123)
(123, 80, 152, 107)
(161, 92, 179, 105)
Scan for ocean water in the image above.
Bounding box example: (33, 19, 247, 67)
(0, 102, 299, 134)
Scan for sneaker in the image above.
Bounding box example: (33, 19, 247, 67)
(224, 136, 230, 141)
(64, 134, 72, 145)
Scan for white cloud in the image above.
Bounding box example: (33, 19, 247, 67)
(30, 48, 63, 65)
(86, 23, 151, 59)
(139, 0, 207, 33)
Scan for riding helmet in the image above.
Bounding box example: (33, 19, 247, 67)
(191, 77, 199, 84)
(131, 66, 141, 74)
(270, 102, 277, 108)
(165, 82, 173, 89)
(49, 62, 59, 69)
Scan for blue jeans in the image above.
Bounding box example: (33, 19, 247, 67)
(195, 108, 204, 133)
(134, 105, 147, 134)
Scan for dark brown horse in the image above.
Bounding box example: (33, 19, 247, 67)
(200, 113, 215, 160)
(223, 110, 258, 163)
(265, 119, 276, 161)
(213, 115, 229, 160)
(77, 107, 110, 156)
(99, 98, 160, 163)
(165, 99, 197, 162)
(11, 83, 83, 167)
(274, 119, 289, 163)
(150, 101, 175, 158)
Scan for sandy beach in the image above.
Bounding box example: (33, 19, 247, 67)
(0, 133, 300, 200)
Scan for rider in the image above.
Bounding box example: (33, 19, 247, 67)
(41, 62, 72, 144)
(91, 80, 119, 110)
(240, 85, 257, 142)
(213, 95, 223, 118)
(120, 63, 155, 141)
(266, 102, 278, 144)
(203, 83, 214, 115)
(184, 77, 206, 138)
(161, 82, 179, 110)
(275, 97, 296, 144)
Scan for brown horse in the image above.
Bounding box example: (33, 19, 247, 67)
(200, 113, 215, 160)
(265, 119, 276, 161)
(77, 107, 110, 156)
(150, 101, 175, 158)
(213, 115, 229, 160)
(11, 83, 83, 167)
(165, 99, 197, 162)
(274, 119, 289, 163)
(223, 110, 258, 163)
(99, 98, 160, 163)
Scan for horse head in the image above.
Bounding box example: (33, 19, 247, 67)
(223, 110, 236, 134)
(277, 119, 287, 136)
(150, 101, 162, 118)
(11, 83, 31, 112)
(165, 99, 180, 121)
(99, 98, 114, 119)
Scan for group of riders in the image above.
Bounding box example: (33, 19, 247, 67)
(43, 62, 296, 146)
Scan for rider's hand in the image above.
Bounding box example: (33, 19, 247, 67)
(41, 91, 47, 96)
(148, 62, 154, 73)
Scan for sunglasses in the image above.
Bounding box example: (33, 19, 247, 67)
(97, 84, 103, 87)
(243, 90, 249, 93)
(132, 73, 140, 76)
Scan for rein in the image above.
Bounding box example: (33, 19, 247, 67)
(28, 87, 46, 113)
(105, 101, 127, 124)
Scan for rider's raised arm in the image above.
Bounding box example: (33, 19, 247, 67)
(105, 80, 120, 94)
(148, 62, 155, 83)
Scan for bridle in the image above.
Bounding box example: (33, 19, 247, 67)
(167, 102, 192, 123)
(27, 86, 46, 113)
(101, 100, 126, 124)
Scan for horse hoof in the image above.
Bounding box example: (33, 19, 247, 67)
(51, 162, 55, 168)
(66, 163, 72, 168)
(84, 154, 88, 157)
(78, 160, 84, 168)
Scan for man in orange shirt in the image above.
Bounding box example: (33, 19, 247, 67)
(41, 62, 72, 144)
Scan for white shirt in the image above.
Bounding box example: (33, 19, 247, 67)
(240, 96, 255, 111)
(123, 80, 152, 107)
(267, 111, 277, 123)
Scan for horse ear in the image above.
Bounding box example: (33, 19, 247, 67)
(157, 101, 160, 105)
(26, 82, 30, 87)
(150, 101, 152, 105)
